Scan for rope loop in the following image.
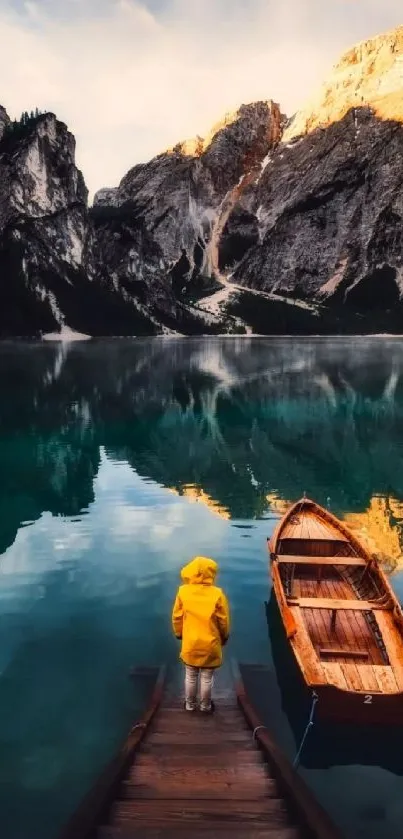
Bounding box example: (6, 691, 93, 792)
(129, 722, 147, 735)
(252, 724, 266, 740)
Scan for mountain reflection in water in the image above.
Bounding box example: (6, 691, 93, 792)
(0, 337, 403, 839)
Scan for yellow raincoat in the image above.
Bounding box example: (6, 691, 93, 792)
(172, 556, 230, 668)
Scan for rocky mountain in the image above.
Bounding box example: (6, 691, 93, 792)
(0, 112, 180, 337)
(1, 24, 403, 337)
(231, 25, 403, 327)
(90, 101, 283, 334)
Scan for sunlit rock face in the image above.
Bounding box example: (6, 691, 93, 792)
(283, 25, 403, 141)
(91, 101, 283, 298)
(231, 26, 403, 322)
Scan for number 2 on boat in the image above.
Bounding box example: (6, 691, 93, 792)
(364, 695, 372, 704)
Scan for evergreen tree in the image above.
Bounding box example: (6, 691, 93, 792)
(35, 107, 39, 118)
(30, 110, 34, 120)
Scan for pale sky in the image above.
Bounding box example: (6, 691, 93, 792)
(0, 0, 402, 200)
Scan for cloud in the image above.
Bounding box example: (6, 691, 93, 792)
(0, 0, 402, 199)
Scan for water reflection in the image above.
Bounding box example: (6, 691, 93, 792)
(1, 337, 403, 838)
(2, 337, 403, 557)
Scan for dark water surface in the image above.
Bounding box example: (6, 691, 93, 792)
(1, 337, 403, 839)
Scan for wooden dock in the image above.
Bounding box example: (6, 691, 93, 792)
(59, 664, 343, 839)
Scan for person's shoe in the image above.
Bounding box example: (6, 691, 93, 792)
(200, 700, 215, 714)
(184, 700, 196, 712)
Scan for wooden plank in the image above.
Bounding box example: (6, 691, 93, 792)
(332, 595, 378, 664)
(314, 608, 333, 653)
(304, 513, 349, 541)
(146, 732, 252, 745)
(150, 720, 250, 733)
(323, 600, 364, 690)
(99, 827, 303, 839)
(121, 780, 273, 799)
(312, 592, 363, 685)
(277, 556, 366, 567)
(354, 664, 382, 693)
(111, 799, 290, 824)
(134, 752, 264, 768)
(321, 662, 349, 690)
(156, 706, 240, 715)
(319, 648, 369, 659)
(349, 612, 382, 666)
(322, 588, 380, 678)
(140, 743, 258, 756)
(291, 607, 324, 683)
(319, 580, 346, 655)
(308, 516, 326, 539)
(130, 764, 268, 782)
(293, 597, 384, 611)
(374, 611, 403, 690)
(339, 662, 364, 692)
(371, 665, 399, 694)
(334, 608, 380, 676)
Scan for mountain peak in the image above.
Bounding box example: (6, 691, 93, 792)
(284, 24, 403, 141)
(167, 100, 282, 158)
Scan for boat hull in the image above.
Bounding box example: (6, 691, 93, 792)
(266, 594, 403, 771)
(313, 682, 403, 725)
(271, 585, 403, 724)
(268, 496, 403, 727)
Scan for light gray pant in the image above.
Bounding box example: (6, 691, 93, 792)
(185, 665, 214, 711)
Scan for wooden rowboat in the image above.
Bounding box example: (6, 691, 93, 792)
(268, 496, 403, 724)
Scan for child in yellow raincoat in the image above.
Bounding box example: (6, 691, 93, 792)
(172, 556, 230, 713)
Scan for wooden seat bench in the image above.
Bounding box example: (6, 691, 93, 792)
(319, 647, 369, 659)
(289, 597, 385, 611)
(287, 595, 390, 631)
(277, 555, 366, 567)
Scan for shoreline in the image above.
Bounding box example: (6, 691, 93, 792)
(1, 332, 403, 343)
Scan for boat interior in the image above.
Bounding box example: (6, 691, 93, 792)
(275, 508, 403, 692)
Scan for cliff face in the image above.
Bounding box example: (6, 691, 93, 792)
(0, 113, 168, 337)
(91, 101, 283, 302)
(230, 26, 403, 325)
(283, 25, 403, 141)
(232, 108, 403, 312)
(0, 113, 86, 336)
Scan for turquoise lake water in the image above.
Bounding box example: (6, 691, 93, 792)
(1, 336, 403, 838)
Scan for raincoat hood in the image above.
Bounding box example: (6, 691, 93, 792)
(181, 556, 218, 586)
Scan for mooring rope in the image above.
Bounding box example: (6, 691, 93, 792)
(293, 691, 318, 769)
